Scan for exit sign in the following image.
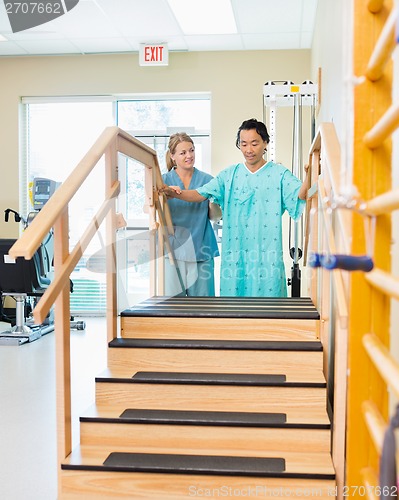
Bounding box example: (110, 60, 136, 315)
(139, 43, 169, 66)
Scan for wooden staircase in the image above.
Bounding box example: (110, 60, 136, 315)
(60, 297, 336, 499)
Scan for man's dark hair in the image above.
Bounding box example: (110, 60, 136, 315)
(235, 118, 270, 149)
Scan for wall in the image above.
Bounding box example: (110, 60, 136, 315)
(0, 49, 311, 237)
(311, 0, 346, 138)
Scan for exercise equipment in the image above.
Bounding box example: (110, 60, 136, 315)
(263, 80, 318, 296)
(0, 177, 85, 345)
(0, 237, 54, 345)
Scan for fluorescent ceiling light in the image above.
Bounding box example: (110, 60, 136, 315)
(168, 0, 237, 35)
(0, 34, 8, 42)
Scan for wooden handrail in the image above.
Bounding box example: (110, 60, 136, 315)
(363, 102, 399, 149)
(364, 188, 399, 215)
(309, 123, 341, 195)
(9, 127, 166, 260)
(365, 6, 398, 82)
(5, 126, 174, 480)
(365, 267, 399, 299)
(362, 400, 386, 454)
(363, 333, 399, 398)
(318, 180, 349, 324)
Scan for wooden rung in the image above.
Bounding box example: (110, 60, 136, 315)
(364, 188, 399, 215)
(368, 0, 386, 13)
(363, 102, 399, 149)
(362, 400, 386, 454)
(361, 467, 380, 500)
(363, 333, 399, 399)
(365, 6, 398, 82)
(365, 268, 399, 300)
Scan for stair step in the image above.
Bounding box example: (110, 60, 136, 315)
(95, 372, 327, 414)
(79, 407, 331, 453)
(108, 342, 323, 375)
(85, 408, 288, 426)
(137, 371, 326, 387)
(109, 338, 322, 351)
(121, 316, 319, 341)
(96, 370, 326, 388)
(121, 296, 320, 319)
(62, 445, 335, 479)
(82, 404, 331, 426)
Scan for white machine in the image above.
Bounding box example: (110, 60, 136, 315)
(263, 80, 318, 297)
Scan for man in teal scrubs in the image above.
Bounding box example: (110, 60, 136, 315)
(161, 118, 309, 297)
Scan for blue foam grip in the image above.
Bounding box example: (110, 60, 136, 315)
(308, 253, 322, 268)
(320, 254, 374, 272)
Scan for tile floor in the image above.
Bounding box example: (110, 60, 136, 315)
(0, 317, 108, 500)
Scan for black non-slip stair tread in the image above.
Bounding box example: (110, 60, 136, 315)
(82, 408, 287, 425)
(121, 296, 320, 320)
(109, 338, 323, 351)
(95, 371, 327, 388)
(134, 372, 287, 384)
(80, 408, 329, 429)
(132, 297, 315, 305)
(103, 452, 286, 475)
(61, 451, 335, 479)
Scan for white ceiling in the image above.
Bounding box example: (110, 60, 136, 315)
(0, 0, 319, 57)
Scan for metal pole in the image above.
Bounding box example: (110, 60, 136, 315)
(291, 93, 302, 297)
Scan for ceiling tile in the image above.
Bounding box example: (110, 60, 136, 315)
(46, 0, 121, 38)
(0, 0, 319, 56)
(185, 34, 243, 52)
(72, 37, 133, 53)
(126, 35, 188, 52)
(242, 32, 301, 51)
(232, 0, 303, 34)
(0, 41, 28, 55)
(301, 0, 319, 32)
(95, 0, 181, 38)
(300, 31, 314, 48)
(16, 39, 81, 54)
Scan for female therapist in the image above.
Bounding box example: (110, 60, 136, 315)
(162, 132, 220, 296)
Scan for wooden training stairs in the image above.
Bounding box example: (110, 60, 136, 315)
(60, 297, 336, 499)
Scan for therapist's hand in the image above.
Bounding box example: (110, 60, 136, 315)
(160, 185, 182, 198)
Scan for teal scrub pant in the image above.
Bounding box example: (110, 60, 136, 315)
(164, 258, 215, 297)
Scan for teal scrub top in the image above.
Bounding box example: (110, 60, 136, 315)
(162, 168, 219, 262)
(197, 162, 305, 297)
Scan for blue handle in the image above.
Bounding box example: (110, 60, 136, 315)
(308, 253, 322, 268)
(320, 254, 374, 272)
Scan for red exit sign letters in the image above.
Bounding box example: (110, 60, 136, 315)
(139, 43, 169, 66)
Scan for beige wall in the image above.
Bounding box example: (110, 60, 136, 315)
(311, 0, 346, 142)
(0, 49, 311, 237)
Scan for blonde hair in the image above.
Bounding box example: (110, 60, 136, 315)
(166, 132, 194, 171)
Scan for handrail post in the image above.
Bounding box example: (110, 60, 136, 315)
(145, 165, 158, 296)
(105, 142, 118, 343)
(54, 207, 72, 498)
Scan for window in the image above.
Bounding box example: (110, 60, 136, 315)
(116, 96, 211, 305)
(23, 99, 114, 315)
(22, 94, 212, 312)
